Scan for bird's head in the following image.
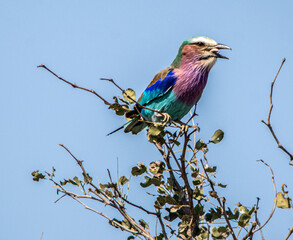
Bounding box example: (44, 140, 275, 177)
(171, 36, 231, 71)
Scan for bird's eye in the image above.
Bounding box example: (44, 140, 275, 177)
(195, 41, 205, 46)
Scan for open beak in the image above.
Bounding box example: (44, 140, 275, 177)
(216, 43, 231, 50)
(213, 43, 231, 60)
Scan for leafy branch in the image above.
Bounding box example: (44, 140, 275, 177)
(33, 60, 293, 239)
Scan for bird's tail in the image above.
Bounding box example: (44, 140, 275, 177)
(107, 119, 147, 136)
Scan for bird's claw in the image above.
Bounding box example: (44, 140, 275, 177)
(161, 113, 172, 127)
(180, 124, 189, 133)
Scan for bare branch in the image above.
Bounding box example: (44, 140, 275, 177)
(254, 197, 265, 240)
(285, 226, 293, 240)
(261, 58, 293, 165)
(37, 64, 111, 106)
(253, 160, 277, 234)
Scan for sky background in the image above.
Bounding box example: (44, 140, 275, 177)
(1, 0, 293, 239)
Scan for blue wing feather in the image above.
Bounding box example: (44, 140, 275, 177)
(140, 71, 177, 106)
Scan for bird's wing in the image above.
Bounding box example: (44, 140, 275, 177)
(139, 67, 176, 106)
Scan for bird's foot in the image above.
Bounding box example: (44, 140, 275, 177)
(180, 124, 189, 133)
(160, 113, 172, 127)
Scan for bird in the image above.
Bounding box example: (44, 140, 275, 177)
(110, 36, 230, 135)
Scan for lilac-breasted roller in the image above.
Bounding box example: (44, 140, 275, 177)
(117, 36, 230, 134)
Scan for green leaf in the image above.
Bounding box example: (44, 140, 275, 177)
(217, 183, 227, 188)
(227, 207, 239, 220)
(195, 140, 207, 150)
(275, 192, 291, 209)
(211, 226, 229, 239)
(192, 176, 203, 186)
(209, 191, 218, 198)
(119, 176, 129, 186)
(147, 124, 166, 144)
(99, 183, 109, 190)
(165, 195, 178, 205)
(123, 88, 136, 104)
(73, 176, 81, 186)
(109, 103, 130, 116)
(211, 227, 221, 238)
(122, 218, 132, 229)
(164, 210, 178, 222)
(193, 188, 204, 201)
(157, 186, 166, 194)
(148, 125, 164, 137)
(149, 161, 165, 176)
(105, 190, 113, 198)
(211, 129, 224, 144)
(140, 176, 162, 188)
(155, 195, 166, 208)
(82, 172, 92, 183)
(206, 208, 222, 222)
(238, 213, 251, 227)
(131, 163, 147, 176)
(205, 166, 217, 173)
(31, 171, 45, 182)
(248, 207, 255, 215)
(239, 206, 249, 214)
(68, 178, 78, 185)
(194, 203, 205, 216)
(139, 219, 149, 230)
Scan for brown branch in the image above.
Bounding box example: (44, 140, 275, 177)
(254, 197, 265, 240)
(285, 226, 293, 240)
(59, 144, 154, 239)
(37, 64, 111, 106)
(200, 159, 237, 240)
(261, 58, 293, 166)
(154, 142, 183, 194)
(180, 131, 197, 234)
(100, 77, 163, 115)
(252, 160, 277, 234)
(107, 169, 158, 216)
(242, 221, 257, 240)
(157, 209, 168, 240)
(70, 193, 139, 235)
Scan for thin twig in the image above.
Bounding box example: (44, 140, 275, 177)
(100, 77, 163, 115)
(180, 131, 198, 235)
(253, 160, 277, 234)
(37, 64, 111, 105)
(254, 197, 265, 240)
(200, 159, 237, 240)
(242, 221, 257, 240)
(261, 58, 293, 165)
(157, 209, 168, 240)
(70, 193, 139, 235)
(285, 226, 293, 240)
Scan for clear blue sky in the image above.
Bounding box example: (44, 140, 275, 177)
(1, 0, 293, 239)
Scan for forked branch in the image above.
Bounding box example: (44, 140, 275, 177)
(261, 58, 293, 165)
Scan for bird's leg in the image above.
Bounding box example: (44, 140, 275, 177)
(174, 120, 189, 133)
